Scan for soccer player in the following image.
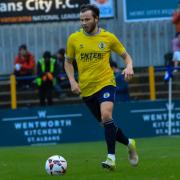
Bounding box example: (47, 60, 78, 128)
(64, 4, 138, 170)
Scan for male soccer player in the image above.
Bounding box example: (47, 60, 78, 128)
(64, 4, 138, 170)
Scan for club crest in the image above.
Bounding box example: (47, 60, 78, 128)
(98, 42, 106, 50)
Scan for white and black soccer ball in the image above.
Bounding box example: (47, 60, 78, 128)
(45, 155, 67, 175)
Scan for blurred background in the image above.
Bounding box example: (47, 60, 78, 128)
(0, 0, 180, 146)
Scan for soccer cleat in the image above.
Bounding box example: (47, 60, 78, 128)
(128, 139, 139, 166)
(101, 157, 116, 170)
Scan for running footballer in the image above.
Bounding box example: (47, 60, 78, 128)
(65, 4, 139, 170)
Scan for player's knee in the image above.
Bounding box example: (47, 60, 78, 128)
(101, 112, 112, 121)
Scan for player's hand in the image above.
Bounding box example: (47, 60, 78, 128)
(70, 80, 81, 95)
(122, 65, 134, 81)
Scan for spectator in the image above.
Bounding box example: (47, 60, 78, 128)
(57, 48, 66, 74)
(14, 44, 35, 89)
(54, 48, 69, 95)
(110, 60, 130, 101)
(56, 48, 77, 91)
(172, 1, 180, 33)
(36, 51, 58, 106)
(172, 32, 180, 70)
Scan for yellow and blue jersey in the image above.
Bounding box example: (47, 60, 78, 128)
(66, 28, 126, 97)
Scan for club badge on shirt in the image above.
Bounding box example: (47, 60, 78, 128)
(99, 42, 106, 50)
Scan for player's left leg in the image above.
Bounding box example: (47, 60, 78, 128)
(115, 127, 139, 166)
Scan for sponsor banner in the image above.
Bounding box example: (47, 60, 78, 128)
(0, 0, 114, 24)
(0, 100, 180, 147)
(0, 104, 104, 146)
(123, 0, 177, 22)
(114, 100, 180, 137)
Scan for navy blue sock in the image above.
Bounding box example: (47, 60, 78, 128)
(116, 127, 129, 145)
(103, 120, 116, 154)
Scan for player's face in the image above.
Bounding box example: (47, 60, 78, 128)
(80, 10, 98, 34)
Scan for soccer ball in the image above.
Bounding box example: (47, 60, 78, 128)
(45, 155, 67, 175)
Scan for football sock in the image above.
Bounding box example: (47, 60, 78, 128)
(103, 120, 116, 154)
(115, 127, 129, 146)
(108, 154, 116, 161)
(128, 138, 133, 145)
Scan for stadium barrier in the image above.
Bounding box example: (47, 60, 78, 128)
(148, 66, 180, 101)
(0, 100, 180, 147)
(7, 73, 76, 109)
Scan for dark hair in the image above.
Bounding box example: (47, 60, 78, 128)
(19, 44, 27, 51)
(175, 32, 180, 37)
(43, 51, 51, 59)
(58, 48, 65, 55)
(80, 4, 100, 19)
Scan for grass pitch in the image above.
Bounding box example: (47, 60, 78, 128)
(0, 136, 180, 180)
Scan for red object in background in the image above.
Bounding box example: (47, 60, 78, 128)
(172, 11, 180, 33)
(14, 52, 35, 75)
(96, 0, 107, 4)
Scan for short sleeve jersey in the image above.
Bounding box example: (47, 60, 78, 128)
(66, 28, 126, 97)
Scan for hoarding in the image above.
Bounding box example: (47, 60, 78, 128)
(124, 0, 177, 22)
(1, 100, 180, 147)
(0, 0, 114, 24)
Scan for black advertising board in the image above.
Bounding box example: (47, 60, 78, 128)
(0, 0, 89, 24)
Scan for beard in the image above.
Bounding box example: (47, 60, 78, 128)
(82, 21, 97, 34)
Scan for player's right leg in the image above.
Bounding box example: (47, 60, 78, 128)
(83, 95, 116, 170)
(100, 101, 116, 170)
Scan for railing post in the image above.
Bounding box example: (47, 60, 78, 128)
(10, 75, 17, 109)
(149, 66, 156, 100)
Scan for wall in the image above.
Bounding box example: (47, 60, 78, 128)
(0, 0, 175, 74)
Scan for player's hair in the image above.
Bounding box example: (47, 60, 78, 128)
(80, 4, 100, 19)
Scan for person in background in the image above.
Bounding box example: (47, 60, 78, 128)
(57, 48, 66, 74)
(56, 48, 77, 93)
(172, 1, 180, 33)
(14, 44, 35, 89)
(55, 48, 71, 96)
(36, 51, 58, 106)
(172, 32, 180, 71)
(110, 60, 130, 101)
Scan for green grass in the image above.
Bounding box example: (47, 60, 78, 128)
(0, 136, 180, 180)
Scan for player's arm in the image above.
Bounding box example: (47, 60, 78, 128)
(111, 34, 134, 80)
(65, 35, 81, 94)
(64, 59, 81, 94)
(121, 52, 134, 81)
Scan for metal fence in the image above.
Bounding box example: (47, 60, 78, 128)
(0, 0, 175, 74)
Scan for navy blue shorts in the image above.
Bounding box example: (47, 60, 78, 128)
(83, 85, 116, 122)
